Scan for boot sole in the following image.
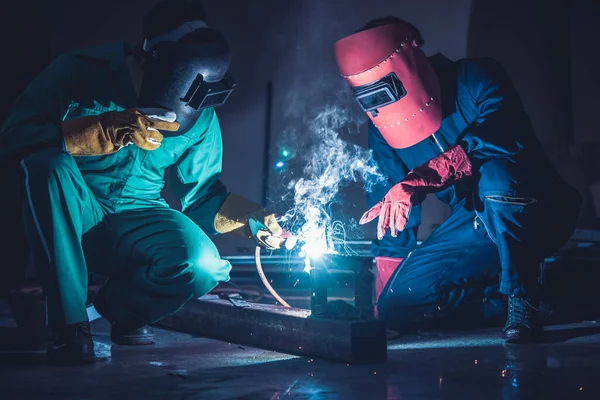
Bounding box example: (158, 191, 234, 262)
(111, 335, 155, 346)
(503, 330, 544, 344)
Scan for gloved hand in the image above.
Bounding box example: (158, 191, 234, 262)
(214, 194, 286, 250)
(361, 144, 472, 239)
(248, 216, 287, 250)
(61, 108, 180, 156)
(375, 256, 403, 315)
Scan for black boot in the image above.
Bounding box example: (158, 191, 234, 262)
(503, 295, 543, 344)
(47, 322, 96, 365)
(93, 285, 155, 346)
(110, 322, 155, 346)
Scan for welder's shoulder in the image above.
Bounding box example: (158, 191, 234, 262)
(40, 53, 87, 79)
(57, 42, 130, 74)
(455, 57, 507, 78)
(188, 108, 221, 141)
(43, 48, 114, 82)
(455, 57, 512, 96)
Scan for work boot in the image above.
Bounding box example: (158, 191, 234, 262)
(502, 295, 543, 344)
(47, 322, 96, 365)
(110, 322, 155, 346)
(93, 285, 155, 346)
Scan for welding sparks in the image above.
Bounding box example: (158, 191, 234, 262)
(298, 216, 331, 259)
(303, 257, 313, 274)
(282, 378, 300, 397)
(279, 104, 384, 264)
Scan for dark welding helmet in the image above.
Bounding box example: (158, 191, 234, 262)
(138, 21, 236, 135)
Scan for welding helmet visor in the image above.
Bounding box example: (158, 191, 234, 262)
(139, 22, 235, 135)
(353, 72, 407, 114)
(334, 22, 441, 149)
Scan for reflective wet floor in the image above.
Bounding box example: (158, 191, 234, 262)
(1, 310, 600, 399)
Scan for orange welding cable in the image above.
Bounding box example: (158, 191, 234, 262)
(254, 246, 291, 308)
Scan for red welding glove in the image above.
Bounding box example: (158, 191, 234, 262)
(360, 144, 472, 239)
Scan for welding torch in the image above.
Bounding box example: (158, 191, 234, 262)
(248, 218, 298, 251)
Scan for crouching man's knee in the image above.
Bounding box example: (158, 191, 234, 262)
(160, 237, 232, 298)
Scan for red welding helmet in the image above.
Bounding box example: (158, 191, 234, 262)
(334, 22, 442, 149)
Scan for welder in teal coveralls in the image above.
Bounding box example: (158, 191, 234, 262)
(0, 0, 284, 365)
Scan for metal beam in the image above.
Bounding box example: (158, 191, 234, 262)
(156, 298, 387, 364)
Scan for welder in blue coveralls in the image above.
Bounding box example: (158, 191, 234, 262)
(0, 0, 286, 365)
(334, 17, 581, 343)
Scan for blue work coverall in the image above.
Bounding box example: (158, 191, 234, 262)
(370, 54, 581, 333)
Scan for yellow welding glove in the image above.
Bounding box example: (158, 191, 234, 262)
(214, 194, 286, 250)
(61, 108, 180, 156)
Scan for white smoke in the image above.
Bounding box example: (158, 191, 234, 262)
(271, 2, 384, 257)
(280, 103, 384, 257)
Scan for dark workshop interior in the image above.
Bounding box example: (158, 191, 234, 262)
(1, 0, 600, 399)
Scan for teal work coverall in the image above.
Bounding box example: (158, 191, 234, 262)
(0, 42, 232, 326)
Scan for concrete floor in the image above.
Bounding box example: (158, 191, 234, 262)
(2, 313, 600, 400)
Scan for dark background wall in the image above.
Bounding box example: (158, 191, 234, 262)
(467, 0, 600, 228)
(1, 2, 51, 124)
(3, 0, 599, 256)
